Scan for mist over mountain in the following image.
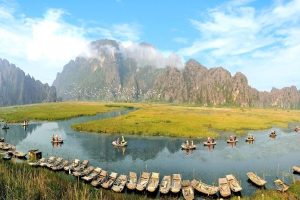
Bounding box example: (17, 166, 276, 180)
(0, 59, 56, 106)
(52, 39, 300, 108)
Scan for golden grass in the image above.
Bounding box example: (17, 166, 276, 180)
(73, 104, 300, 138)
(0, 159, 151, 200)
(0, 102, 130, 123)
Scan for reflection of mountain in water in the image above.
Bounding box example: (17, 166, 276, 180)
(0, 123, 42, 145)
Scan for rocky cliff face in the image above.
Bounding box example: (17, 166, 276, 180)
(53, 39, 300, 108)
(0, 59, 56, 106)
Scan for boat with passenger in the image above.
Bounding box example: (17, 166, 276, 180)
(203, 137, 216, 146)
(181, 140, 196, 150)
(112, 136, 127, 147)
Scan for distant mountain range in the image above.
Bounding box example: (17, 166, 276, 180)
(0, 59, 56, 106)
(53, 39, 300, 109)
(1, 39, 300, 108)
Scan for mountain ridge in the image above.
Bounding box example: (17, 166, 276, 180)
(0, 58, 57, 106)
(52, 39, 300, 109)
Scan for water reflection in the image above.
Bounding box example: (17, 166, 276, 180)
(0, 110, 299, 197)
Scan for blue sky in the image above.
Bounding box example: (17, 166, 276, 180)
(1, 0, 300, 91)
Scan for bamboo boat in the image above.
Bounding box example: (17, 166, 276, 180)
(181, 141, 196, 150)
(64, 159, 80, 172)
(52, 160, 69, 171)
(219, 178, 231, 198)
(51, 139, 64, 144)
(147, 172, 160, 192)
(203, 141, 217, 146)
(40, 156, 56, 167)
(112, 141, 127, 147)
(82, 167, 102, 182)
(73, 160, 89, 172)
(126, 172, 137, 190)
(246, 172, 267, 187)
(28, 158, 46, 167)
(73, 166, 94, 177)
(47, 157, 63, 168)
(2, 152, 12, 160)
(227, 136, 238, 143)
(191, 179, 219, 196)
(226, 174, 242, 192)
(171, 174, 182, 193)
(245, 134, 255, 142)
(112, 174, 127, 192)
(91, 170, 108, 187)
(13, 151, 27, 159)
(136, 172, 151, 192)
(274, 179, 289, 192)
(292, 166, 300, 174)
(269, 131, 276, 137)
(182, 180, 194, 200)
(159, 175, 171, 194)
(101, 172, 118, 189)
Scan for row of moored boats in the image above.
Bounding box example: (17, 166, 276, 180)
(25, 155, 300, 199)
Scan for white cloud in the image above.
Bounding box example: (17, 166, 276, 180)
(178, 0, 300, 91)
(0, 3, 141, 84)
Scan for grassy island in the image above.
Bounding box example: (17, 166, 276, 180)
(1, 102, 300, 138)
(73, 103, 300, 138)
(0, 102, 130, 123)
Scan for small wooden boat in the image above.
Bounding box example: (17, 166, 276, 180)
(112, 136, 127, 147)
(245, 134, 255, 142)
(247, 172, 267, 187)
(181, 141, 196, 150)
(22, 120, 29, 126)
(147, 172, 160, 192)
(47, 157, 63, 168)
(160, 175, 171, 194)
(13, 151, 27, 159)
(29, 158, 46, 167)
(52, 160, 69, 171)
(292, 166, 300, 174)
(274, 179, 289, 192)
(51, 139, 64, 144)
(269, 131, 277, 137)
(226, 174, 242, 192)
(74, 166, 94, 177)
(182, 180, 194, 200)
(126, 172, 137, 190)
(0, 138, 4, 142)
(227, 136, 238, 143)
(82, 167, 102, 182)
(40, 156, 56, 167)
(64, 159, 80, 172)
(171, 174, 182, 193)
(112, 174, 127, 192)
(219, 178, 231, 198)
(73, 160, 89, 172)
(203, 141, 216, 146)
(2, 125, 9, 130)
(91, 170, 108, 187)
(191, 179, 219, 196)
(136, 172, 151, 192)
(101, 172, 118, 189)
(2, 152, 12, 160)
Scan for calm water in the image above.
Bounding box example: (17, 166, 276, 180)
(1, 109, 300, 199)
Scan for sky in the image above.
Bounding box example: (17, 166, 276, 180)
(0, 0, 300, 91)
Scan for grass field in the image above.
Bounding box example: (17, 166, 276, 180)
(73, 104, 300, 138)
(0, 159, 151, 200)
(0, 102, 131, 123)
(1, 102, 300, 138)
